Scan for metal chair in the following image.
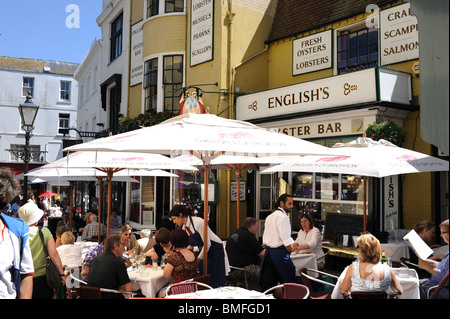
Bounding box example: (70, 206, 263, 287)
(79, 286, 135, 299)
(428, 270, 449, 299)
(298, 268, 338, 299)
(165, 281, 213, 296)
(226, 266, 249, 289)
(263, 283, 310, 299)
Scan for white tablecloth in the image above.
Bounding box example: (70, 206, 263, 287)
(128, 267, 171, 298)
(331, 266, 419, 299)
(290, 252, 318, 277)
(380, 243, 409, 261)
(165, 286, 273, 299)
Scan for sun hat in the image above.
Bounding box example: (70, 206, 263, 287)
(18, 201, 44, 225)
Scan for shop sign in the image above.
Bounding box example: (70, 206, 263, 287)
(259, 115, 376, 139)
(190, 0, 214, 66)
(380, 3, 419, 65)
(237, 68, 377, 121)
(292, 30, 332, 75)
(383, 175, 399, 230)
(130, 20, 143, 87)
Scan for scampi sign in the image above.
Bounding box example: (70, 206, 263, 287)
(380, 2, 419, 65)
(236, 68, 377, 121)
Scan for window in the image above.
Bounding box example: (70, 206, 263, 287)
(60, 81, 71, 101)
(163, 55, 183, 112)
(147, 0, 159, 18)
(166, 0, 184, 13)
(22, 77, 35, 97)
(337, 27, 378, 74)
(110, 13, 123, 61)
(144, 58, 158, 113)
(59, 113, 70, 129)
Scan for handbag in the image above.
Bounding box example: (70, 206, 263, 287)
(38, 228, 62, 290)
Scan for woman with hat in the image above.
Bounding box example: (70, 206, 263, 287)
(19, 201, 65, 299)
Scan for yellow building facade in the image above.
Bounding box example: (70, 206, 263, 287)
(124, 0, 447, 239)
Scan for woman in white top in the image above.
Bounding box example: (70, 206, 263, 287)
(56, 231, 82, 268)
(293, 214, 325, 269)
(339, 233, 403, 298)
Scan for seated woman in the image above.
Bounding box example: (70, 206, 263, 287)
(56, 231, 82, 268)
(163, 229, 199, 283)
(409, 220, 442, 264)
(339, 233, 403, 298)
(293, 214, 326, 269)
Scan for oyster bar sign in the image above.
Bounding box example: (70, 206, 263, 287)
(237, 68, 379, 121)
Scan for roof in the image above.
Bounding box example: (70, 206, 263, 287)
(0, 56, 79, 76)
(267, 0, 396, 43)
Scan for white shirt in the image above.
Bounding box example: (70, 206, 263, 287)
(294, 227, 325, 262)
(263, 208, 294, 248)
(57, 244, 82, 268)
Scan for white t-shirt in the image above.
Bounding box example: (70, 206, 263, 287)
(57, 244, 82, 268)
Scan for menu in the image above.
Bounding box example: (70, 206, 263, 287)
(403, 229, 434, 260)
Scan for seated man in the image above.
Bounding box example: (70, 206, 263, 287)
(226, 217, 265, 280)
(87, 235, 132, 299)
(81, 214, 106, 241)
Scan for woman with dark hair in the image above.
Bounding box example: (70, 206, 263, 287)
(169, 204, 229, 288)
(163, 229, 198, 283)
(293, 214, 326, 269)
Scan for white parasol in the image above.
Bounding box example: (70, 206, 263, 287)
(37, 151, 196, 237)
(262, 137, 449, 232)
(63, 113, 342, 273)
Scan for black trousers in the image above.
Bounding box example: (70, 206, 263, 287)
(32, 276, 54, 299)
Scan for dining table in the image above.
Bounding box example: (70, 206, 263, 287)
(165, 286, 274, 299)
(380, 243, 410, 261)
(330, 266, 420, 299)
(128, 265, 172, 298)
(290, 252, 319, 277)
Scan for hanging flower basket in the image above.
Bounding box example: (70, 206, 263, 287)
(118, 110, 179, 133)
(365, 120, 405, 146)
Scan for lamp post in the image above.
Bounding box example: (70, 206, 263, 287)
(7, 93, 42, 202)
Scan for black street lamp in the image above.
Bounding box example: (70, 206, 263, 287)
(6, 93, 45, 202)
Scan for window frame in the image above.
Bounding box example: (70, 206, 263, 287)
(163, 55, 183, 113)
(110, 12, 123, 62)
(60, 81, 72, 102)
(22, 77, 35, 97)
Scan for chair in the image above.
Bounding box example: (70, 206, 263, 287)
(263, 283, 310, 299)
(427, 270, 449, 299)
(66, 267, 86, 299)
(79, 286, 135, 299)
(298, 268, 338, 299)
(193, 274, 212, 288)
(226, 266, 249, 289)
(165, 281, 213, 296)
(349, 291, 391, 299)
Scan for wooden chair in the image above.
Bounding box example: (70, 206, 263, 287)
(263, 283, 310, 299)
(193, 274, 212, 288)
(350, 291, 390, 299)
(298, 268, 338, 299)
(428, 270, 449, 299)
(165, 281, 213, 296)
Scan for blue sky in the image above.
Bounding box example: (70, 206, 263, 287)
(0, 0, 102, 64)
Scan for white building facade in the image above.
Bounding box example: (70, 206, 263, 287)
(0, 57, 79, 176)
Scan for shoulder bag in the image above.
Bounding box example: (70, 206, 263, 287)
(38, 228, 62, 290)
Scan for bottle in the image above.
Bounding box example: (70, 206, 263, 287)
(381, 251, 387, 264)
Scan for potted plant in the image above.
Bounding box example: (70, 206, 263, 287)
(365, 119, 405, 146)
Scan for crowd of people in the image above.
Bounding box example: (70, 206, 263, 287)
(2, 166, 449, 299)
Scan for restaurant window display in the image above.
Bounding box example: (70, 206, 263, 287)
(292, 173, 367, 230)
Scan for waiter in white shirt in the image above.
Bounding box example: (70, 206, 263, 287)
(258, 194, 298, 292)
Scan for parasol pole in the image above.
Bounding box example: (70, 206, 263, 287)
(203, 164, 209, 276)
(69, 181, 74, 233)
(95, 176, 105, 242)
(225, 163, 253, 229)
(363, 178, 367, 233)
